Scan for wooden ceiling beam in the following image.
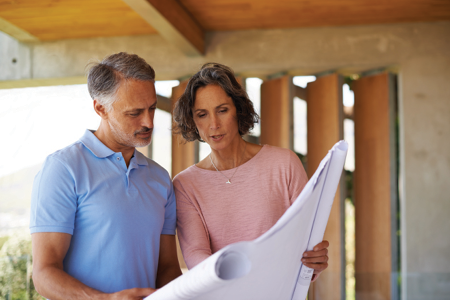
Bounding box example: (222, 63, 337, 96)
(122, 0, 204, 56)
(294, 85, 307, 101)
(0, 16, 38, 42)
(156, 94, 172, 113)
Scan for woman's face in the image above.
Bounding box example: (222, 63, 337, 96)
(193, 84, 240, 151)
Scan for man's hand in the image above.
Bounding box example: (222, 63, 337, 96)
(302, 240, 329, 282)
(109, 287, 156, 300)
(32, 232, 156, 300)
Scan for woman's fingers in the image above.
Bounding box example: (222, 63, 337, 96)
(303, 248, 328, 258)
(313, 240, 329, 251)
(300, 240, 330, 276)
(302, 254, 328, 263)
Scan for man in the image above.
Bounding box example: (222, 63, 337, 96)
(30, 52, 182, 299)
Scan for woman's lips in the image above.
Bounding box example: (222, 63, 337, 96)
(210, 134, 225, 142)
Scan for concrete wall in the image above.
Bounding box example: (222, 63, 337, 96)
(0, 31, 31, 80)
(3, 21, 448, 80)
(400, 55, 450, 300)
(1, 21, 449, 299)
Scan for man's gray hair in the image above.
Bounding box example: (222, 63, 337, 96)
(87, 52, 155, 111)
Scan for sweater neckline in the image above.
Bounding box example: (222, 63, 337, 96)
(192, 144, 268, 173)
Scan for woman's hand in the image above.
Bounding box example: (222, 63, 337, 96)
(301, 240, 329, 282)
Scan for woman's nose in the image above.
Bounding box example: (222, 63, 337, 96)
(210, 114, 220, 129)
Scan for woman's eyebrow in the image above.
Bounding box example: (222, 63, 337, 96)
(194, 103, 229, 113)
(215, 103, 229, 109)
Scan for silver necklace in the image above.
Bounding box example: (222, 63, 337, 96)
(209, 141, 247, 184)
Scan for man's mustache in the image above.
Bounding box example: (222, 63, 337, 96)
(134, 127, 153, 135)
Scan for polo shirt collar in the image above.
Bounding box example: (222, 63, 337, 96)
(80, 130, 149, 166)
(79, 130, 115, 158)
(133, 149, 149, 166)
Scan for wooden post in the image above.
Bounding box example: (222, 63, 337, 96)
(260, 75, 293, 149)
(353, 72, 398, 300)
(171, 81, 196, 178)
(171, 80, 195, 270)
(306, 73, 345, 300)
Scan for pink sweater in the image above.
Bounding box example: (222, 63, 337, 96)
(173, 145, 308, 269)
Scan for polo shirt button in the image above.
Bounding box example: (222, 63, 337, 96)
(117, 157, 120, 161)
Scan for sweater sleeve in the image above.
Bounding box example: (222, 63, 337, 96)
(288, 150, 308, 204)
(174, 181, 212, 269)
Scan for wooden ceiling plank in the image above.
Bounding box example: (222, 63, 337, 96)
(122, 0, 204, 56)
(0, 0, 157, 41)
(0, 16, 38, 42)
(179, 0, 450, 31)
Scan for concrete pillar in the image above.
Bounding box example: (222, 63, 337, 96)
(353, 72, 398, 300)
(306, 73, 345, 300)
(260, 75, 293, 149)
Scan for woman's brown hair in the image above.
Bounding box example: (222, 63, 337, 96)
(173, 63, 259, 142)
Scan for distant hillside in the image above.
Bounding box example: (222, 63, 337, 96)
(0, 163, 43, 236)
(0, 163, 42, 212)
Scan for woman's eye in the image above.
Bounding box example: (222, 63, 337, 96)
(198, 114, 206, 118)
(219, 109, 227, 113)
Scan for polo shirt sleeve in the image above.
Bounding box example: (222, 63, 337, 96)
(30, 155, 77, 235)
(161, 180, 177, 235)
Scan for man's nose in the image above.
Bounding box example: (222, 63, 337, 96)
(142, 111, 154, 128)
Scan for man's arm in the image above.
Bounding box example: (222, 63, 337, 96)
(156, 235, 183, 288)
(32, 232, 156, 300)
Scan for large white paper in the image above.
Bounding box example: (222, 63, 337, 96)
(146, 141, 348, 300)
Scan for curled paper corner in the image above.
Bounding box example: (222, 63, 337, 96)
(313, 140, 349, 188)
(215, 250, 252, 280)
(332, 140, 349, 153)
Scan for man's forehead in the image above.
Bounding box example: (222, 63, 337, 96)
(114, 80, 157, 108)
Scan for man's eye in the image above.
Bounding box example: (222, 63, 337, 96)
(130, 113, 139, 117)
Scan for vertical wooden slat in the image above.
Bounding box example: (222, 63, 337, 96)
(353, 72, 397, 300)
(171, 81, 195, 178)
(306, 73, 345, 300)
(171, 80, 194, 270)
(260, 75, 293, 149)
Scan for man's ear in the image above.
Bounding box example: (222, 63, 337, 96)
(93, 99, 108, 119)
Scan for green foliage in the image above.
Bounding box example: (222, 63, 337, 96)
(344, 170, 354, 205)
(343, 76, 356, 90)
(0, 237, 9, 251)
(0, 232, 43, 300)
(294, 152, 307, 172)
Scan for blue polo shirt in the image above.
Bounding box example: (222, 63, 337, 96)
(30, 130, 176, 293)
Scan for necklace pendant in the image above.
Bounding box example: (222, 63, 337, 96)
(226, 180, 231, 184)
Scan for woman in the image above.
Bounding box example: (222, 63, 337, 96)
(172, 63, 329, 281)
